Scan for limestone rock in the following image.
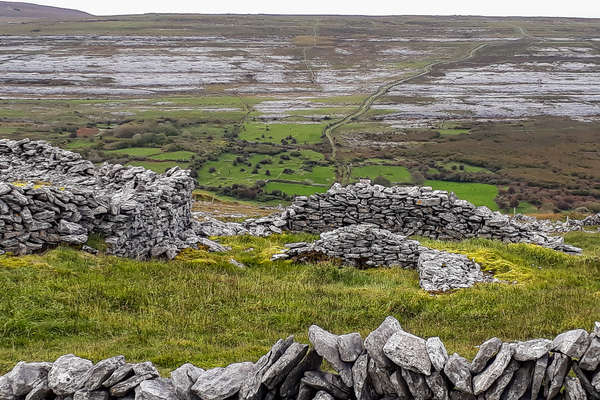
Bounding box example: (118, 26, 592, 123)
(472, 343, 514, 395)
(239, 336, 293, 400)
(262, 342, 308, 389)
(308, 325, 353, 386)
(8, 362, 52, 397)
(191, 362, 254, 400)
(427, 337, 449, 372)
(471, 338, 502, 373)
(84, 356, 126, 391)
(551, 329, 591, 359)
(443, 354, 472, 394)
(513, 339, 550, 362)
(580, 337, 600, 371)
(73, 390, 109, 400)
(103, 364, 134, 388)
(565, 377, 587, 400)
(384, 330, 432, 375)
(364, 316, 403, 368)
(401, 368, 432, 400)
(530, 354, 549, 400)
(425, 371, 449, 400)
(279, 349, 322, 400)
(545, 353, 571, 400)
(48, 354, 93, 396)
(352, 353, 375, 400)
(483, 359, 519, 400)
(169, 364, 204, 400)
(418, 250, 492, 293)
(24, 380, 51, 400)
(338, 333, 364, 363)
(301, 371, 352, 400)
(367, 357, 396, 396)
(502, 361, 533, 400)
(135, 378, 176, 400)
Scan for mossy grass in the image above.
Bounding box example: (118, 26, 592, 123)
(0, 232, 598, 374)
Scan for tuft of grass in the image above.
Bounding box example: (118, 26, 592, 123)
(0, 233, 598, 375)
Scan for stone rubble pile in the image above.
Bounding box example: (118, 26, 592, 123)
(282, 182, 582, 254)
(0, 139, 222, 259)
(272, 224, 494, 292)
(582, 213, 600, 227)
(2, 317, 600, 400)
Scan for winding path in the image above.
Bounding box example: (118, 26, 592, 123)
(323, 43, 489, 164)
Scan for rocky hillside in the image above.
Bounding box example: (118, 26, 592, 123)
(0, 1, 90, 18)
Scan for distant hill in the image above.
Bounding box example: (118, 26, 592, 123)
(0, 1, 91, 18)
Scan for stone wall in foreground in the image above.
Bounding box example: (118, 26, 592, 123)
(0, 139, 207, 259)
(282, 182, 581, 254)
(1, 317, 599, 400)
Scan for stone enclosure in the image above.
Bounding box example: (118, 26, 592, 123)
(1, 316, 599, 400)
(0, 139, 220, 259)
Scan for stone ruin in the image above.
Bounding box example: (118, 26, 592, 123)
(271, 224, 495, 292)
(1, 316, 599, 400)
(281, 182, 582, 254)
(0, 139, 223, 259)
(0, 139, 589, 264)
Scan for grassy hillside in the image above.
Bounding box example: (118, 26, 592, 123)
(0, 231, 598, 374)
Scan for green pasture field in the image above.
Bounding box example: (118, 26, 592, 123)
(0, 231, 597, 374)
(239, 122, 326, 144)
(425, 180, 499, 210)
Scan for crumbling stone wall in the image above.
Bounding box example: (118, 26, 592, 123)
(0, 139, 206, 259)
(272, 224, 495, 292)
(1, 317, 599, 400)
(283, 182, 580, 254)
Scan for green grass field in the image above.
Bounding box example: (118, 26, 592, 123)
(264, 182, 328, 196)
(107, 147, 162, 157)
(0, 231, 598, 374)
(239, 122, 326, 144)
(197, 151, 335, 187)
(128, 161, 189, 173)
(351, 165, 413, 183)
(150, 151, 196, 161)
(425, 180, 499, 210)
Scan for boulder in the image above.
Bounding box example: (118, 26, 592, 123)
(364, 316, 403, 368)
(470, 338, 502, 373)
(191, 362, 255, 400)
(48, 354, 93, 396)
(308, 325, 353, 386)
(169, 364, 204, 400)
(513, 339, 550, 362)
(443, 354, 472, 394)
(84, 356, 126, 391)
(135, 378, 176, 400)
(383, 331, 431, 375)
(427, 337, 449, 372)
(551, 329, 590, 359)
(337, 333, 364, 363)
(262, 342, 308, 389)
(472, 343, 514, 395)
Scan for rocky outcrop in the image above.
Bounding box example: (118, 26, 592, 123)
(0, 139, 221, 259)
(2, 317, 599, 400)
(272, 224, 495, 292)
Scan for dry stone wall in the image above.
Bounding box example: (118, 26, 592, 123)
(282, 182, 582, 254)
(0, 139, 214, 259)
(1, 317, 599, 400)
(272, 224, 496, 292)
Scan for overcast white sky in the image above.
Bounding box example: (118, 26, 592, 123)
(14, 0, 600, 18)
